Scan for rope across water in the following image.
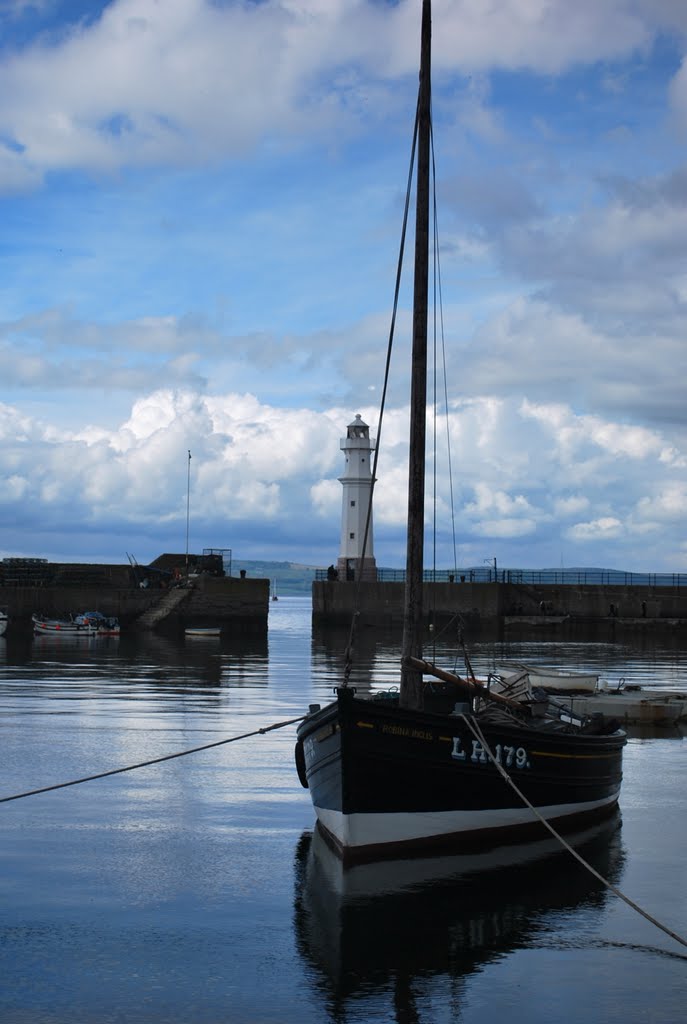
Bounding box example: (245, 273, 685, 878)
(2, 705, 684, 956)
(461, 713, 687, 953)
(0, 715, 305, 804)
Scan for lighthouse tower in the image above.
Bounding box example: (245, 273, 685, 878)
(337, 414, 377, 582)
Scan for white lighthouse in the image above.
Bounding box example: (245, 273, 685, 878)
(337, 414, 377, 582)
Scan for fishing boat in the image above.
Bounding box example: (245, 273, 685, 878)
(32, 611, 120, 636)
(80, 611, 120, 635)
(295, 0, 626, 864)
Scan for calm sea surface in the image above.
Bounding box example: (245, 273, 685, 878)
(1, 596, 686, 1023)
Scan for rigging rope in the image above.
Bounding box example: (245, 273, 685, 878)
(0, 714, 305, 805)
(461, 713, 687, 953)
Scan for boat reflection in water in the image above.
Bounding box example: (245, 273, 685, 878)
(294, 814, 624, 1020)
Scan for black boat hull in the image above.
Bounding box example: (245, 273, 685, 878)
(296, 689, 625, 862)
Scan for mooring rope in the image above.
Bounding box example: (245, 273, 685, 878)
(461, 714, 687, 953)
(0, 715, 306, 805)
(3, 703, 685, 955)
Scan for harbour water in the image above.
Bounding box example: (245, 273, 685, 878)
(1, 596, 686, 1022)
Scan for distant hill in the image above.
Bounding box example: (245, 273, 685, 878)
(231, 560, 320, 594)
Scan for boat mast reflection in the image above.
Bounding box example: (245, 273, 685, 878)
(294, 814, 624, 1021)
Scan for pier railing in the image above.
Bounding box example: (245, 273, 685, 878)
(315, 567, 687, 587)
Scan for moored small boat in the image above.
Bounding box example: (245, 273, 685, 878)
(0, 607, 7, 637)
(492, 669, 686, 726)
(562, 689, 687, 726)
(184, 627, 221, 637)
(501, 664, 599, 694)
(32, 612, 120, 636)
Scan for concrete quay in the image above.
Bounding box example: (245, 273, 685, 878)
(312, 580, 687, 629)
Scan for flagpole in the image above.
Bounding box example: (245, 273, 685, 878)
(185, 450, 191, 576)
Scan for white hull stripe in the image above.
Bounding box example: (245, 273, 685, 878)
(315, 792, 620, 850)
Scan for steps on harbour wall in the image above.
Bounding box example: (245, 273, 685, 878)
(134, 585, 194, 629)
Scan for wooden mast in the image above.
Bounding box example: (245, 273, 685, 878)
(400, 0, 431, 710)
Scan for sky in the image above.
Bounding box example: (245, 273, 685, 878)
(1, 0, 687, 573)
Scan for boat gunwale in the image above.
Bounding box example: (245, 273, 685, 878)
(297, 691, 627, 776)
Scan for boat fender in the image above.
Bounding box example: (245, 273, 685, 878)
(295, 740, 309, 789)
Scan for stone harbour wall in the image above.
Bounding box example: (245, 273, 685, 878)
(312, 580, 687, 627)
(1, 575, 269, 632)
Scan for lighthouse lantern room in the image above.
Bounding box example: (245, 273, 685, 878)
(337, 414, 378, 582)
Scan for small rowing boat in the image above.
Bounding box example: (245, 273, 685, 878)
(500, 664, 598, 694)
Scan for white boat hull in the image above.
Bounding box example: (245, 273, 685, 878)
(503, 665, 598, 694)
(315, 792, 621, 852)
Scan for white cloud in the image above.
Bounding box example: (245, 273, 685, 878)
(669, 55, 687, 132)
(433, 0, 651, 74)
(0, 474, 29, 502)
(1, 1, 686, 572)
(553, 495, 590, 518)
(310, 478, 340, 519)
(0, 0, 671, 189)
(521, 401, 667, 464)
(465, 481, 536, 518)
(0, 384, 685, 569)
(566, 517, 623, 541)
(473, 517, 537, 539)
(635, 484, 687, 522)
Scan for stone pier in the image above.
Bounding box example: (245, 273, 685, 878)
(312, 580, 687, 629)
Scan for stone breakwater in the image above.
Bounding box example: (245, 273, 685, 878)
(1, 575, 269, 633)
(312, 580, 687, 629)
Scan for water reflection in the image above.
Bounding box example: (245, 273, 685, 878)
(1, 628, 267, 666)
(0, 627, 271, 710)
(311, 618, 687, 697)
(0, 599, 683, 1022)
(294, 815, 624, 1022)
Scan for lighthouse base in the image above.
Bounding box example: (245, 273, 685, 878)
(337, 557, 377, 582)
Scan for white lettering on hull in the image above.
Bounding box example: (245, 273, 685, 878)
(451, 736, 531, 769)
